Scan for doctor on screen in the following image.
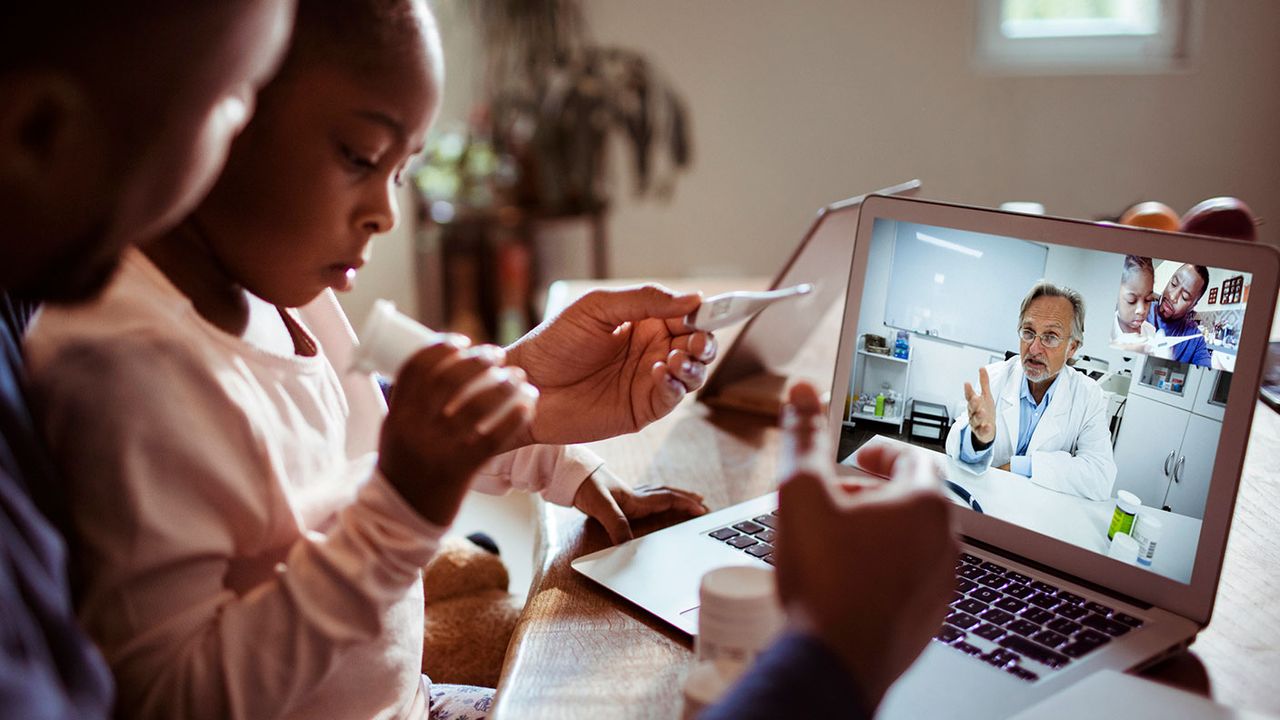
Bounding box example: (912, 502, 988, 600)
(945, 281, 1117, 501)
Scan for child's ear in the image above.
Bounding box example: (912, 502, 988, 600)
(0, 72, 104, 192)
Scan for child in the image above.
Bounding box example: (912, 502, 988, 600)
(25, 1, 709, 718)
(1110, 254, 1156, 352)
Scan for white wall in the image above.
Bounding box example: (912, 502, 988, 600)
(354, 1, 1280, 329)
(583, 0, 1280, 278)
(852, 228, 1145, 417)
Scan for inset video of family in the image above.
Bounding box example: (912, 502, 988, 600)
(838, 219, 1256, 584)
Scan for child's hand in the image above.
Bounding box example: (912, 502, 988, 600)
(378, 343, 537, 526)
(572, 466, 707, 544)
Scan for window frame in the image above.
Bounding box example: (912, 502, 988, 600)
(974, 0, 1197, 75)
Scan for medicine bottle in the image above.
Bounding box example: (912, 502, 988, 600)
(1108, 490, 1141, 540)
(1107, 532, 1140, 564)
(1132, 514, 1163, 566)
(681, 660, 741, 720)
(682, 566, 783, 717)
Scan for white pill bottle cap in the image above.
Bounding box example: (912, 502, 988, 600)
(1116, 490, 1142, 515)
(1107, 532, 1140, 564)
(695, 566, 784, 668)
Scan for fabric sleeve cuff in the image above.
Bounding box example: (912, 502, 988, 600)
(1010, 454, 1032, 477)
(541, 445, 605, 507)
(958, 427, 993, 466)
(348, 470, 449, 575)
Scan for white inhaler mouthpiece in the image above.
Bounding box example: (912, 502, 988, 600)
(686, 283, 813, 332)
(350, 299, 445, 377)
(350, 300, 536, 435)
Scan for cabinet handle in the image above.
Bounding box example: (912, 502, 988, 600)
(1163, 450, 1176, 476)
(1173, 456, 1186, 483)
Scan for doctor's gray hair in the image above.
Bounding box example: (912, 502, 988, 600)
(1018, 281, 1086, 345)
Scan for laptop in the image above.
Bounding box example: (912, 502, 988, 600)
(697, 179, 921, 416)
(572, 195, 1280, 719)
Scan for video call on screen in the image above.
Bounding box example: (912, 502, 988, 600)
(838, 218, 1255, 583)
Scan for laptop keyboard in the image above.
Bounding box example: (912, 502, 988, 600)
(938, 552, 1144, 681)
(705, 511, 780, 565)
(706, 518, 1146, 683)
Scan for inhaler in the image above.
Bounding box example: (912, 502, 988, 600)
(351, 300, 537, 434)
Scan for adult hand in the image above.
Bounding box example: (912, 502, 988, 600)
(379, 342, 537, 527)
(505, 284, 716, 445)
(774, 382, 956, 716)
(963, 367, 997, 446)
(572, 465, 708, 544)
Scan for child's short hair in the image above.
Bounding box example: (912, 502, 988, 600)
(1120, 255, 1154, 285)
(280, 0, 434, 78)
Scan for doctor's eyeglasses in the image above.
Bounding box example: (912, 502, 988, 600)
(1018, 328, 1066, 348)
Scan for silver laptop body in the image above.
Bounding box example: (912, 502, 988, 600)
(573, 195, 1279, 719)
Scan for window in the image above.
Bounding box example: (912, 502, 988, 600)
(975, 0, 1195, 73)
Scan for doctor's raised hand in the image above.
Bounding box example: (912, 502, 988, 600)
(504, 284, 717, 444)
(963, 366, 997, 446)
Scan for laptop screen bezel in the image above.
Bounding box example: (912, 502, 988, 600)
(828, 195, 1279, 625)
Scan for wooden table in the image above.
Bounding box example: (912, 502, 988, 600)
(492, 280, 1280, 718)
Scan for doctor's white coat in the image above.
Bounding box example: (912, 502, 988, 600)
(944, 356, 1117, 501)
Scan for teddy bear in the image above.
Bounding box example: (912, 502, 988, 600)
(420, 534, 524, 688)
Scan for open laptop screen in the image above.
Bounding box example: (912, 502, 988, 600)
(836, 216, 1257, 584)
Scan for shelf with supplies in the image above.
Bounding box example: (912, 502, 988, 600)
(856, 348, 910, 364)
(846, 332, 913, 432)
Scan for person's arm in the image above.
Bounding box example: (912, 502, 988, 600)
(1026, 386, 1116, 500)
(0, 469, 113, 720)
(958, 426, 995, 465)
(946, 367, 998, 473)
(1188, 336, 1212, 368)
(472, 446, 706, 543)
(703, 383, 955, 718)
(698, 633, 867, 720)
(471, 444, 604, 507)
(31, 341, 444, 720)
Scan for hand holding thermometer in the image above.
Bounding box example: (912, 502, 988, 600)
(1145, 333, 1203, 351)
(686, 283, 814, 332)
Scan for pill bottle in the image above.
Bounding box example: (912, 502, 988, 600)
(681, 660, 741, 720)
(1132, 514, 1164, 567)
(1107, 490, 1141, 540)
(683, 566, 783, 718)
(1107, 532, 1140, 564)
(695, 566, 784, 667)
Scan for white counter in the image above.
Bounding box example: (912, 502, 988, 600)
(845, 437, 1201, 584)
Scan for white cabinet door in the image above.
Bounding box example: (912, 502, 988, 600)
(1164, 413, 1221, 519)
(1112, 394, 1184, 508)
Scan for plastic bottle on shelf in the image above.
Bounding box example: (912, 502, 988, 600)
(894, 331, 910, 360)
(875, 392, 885, 417)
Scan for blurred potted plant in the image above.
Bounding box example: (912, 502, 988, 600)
(411, 126, 513, 339)
(471, 0, 692, 279)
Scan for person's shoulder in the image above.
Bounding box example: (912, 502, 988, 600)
(25, 251, 204, 379)
(985, 356, 1019, 384)
(1063, 365, 1105, 400)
